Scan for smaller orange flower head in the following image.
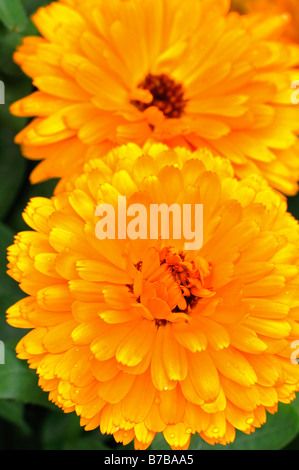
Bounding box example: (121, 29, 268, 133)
(231, 0, 299, 43)
(9, 0, 299, 195)
(6, 143, 299, 450)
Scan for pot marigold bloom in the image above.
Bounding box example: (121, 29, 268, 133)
(10, 0, 299, 195)
(6, 143, 299, 449)
(231, 1, 299, 44)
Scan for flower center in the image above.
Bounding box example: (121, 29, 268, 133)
(129, 247, 214, 325)
(159, 247, 212, 314)
(131, 73, 187, 119)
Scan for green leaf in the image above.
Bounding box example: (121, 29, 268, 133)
(0, 222, 25, 342)
(288, 194, 299, 223)
(0, 399, 31, 434)
(0, 0, 28, 31)
(190, 404, 299, 450)
(150, 433, 172, 450)
(0, 343, 54, 408)
(0, 126, 27, 220)
(23, 0, 52, 15)
(41, 411, 112, 450)
(0, 30, 24, 77)
(0, 78, 30, 131)
(290, 394, 299, 417)
(0, 222, 14, 265)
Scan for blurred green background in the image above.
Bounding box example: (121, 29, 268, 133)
(1, 0, 299, 451)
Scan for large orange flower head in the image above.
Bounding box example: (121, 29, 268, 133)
(10, 0, 299, 195)
(231, 0, 299, 43)
(6, 143, 299, 450)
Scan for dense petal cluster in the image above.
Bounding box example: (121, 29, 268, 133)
(10, 0, 299, 194)
(6, 143, 299, 449)
(231, 0, 299, 43)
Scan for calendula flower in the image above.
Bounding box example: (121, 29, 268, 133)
(231, 0, 299, 43)
(10, 0, 299, 195)
(6, 143, 299, 450)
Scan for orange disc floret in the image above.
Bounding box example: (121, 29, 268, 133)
(6, 143, 299, 449)
(10, 0, 299, 195)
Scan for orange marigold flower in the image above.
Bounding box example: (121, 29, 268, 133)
(231, 0, 299, 44)
(10, 0, 299, 195)
(6, 143, 299, 449)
